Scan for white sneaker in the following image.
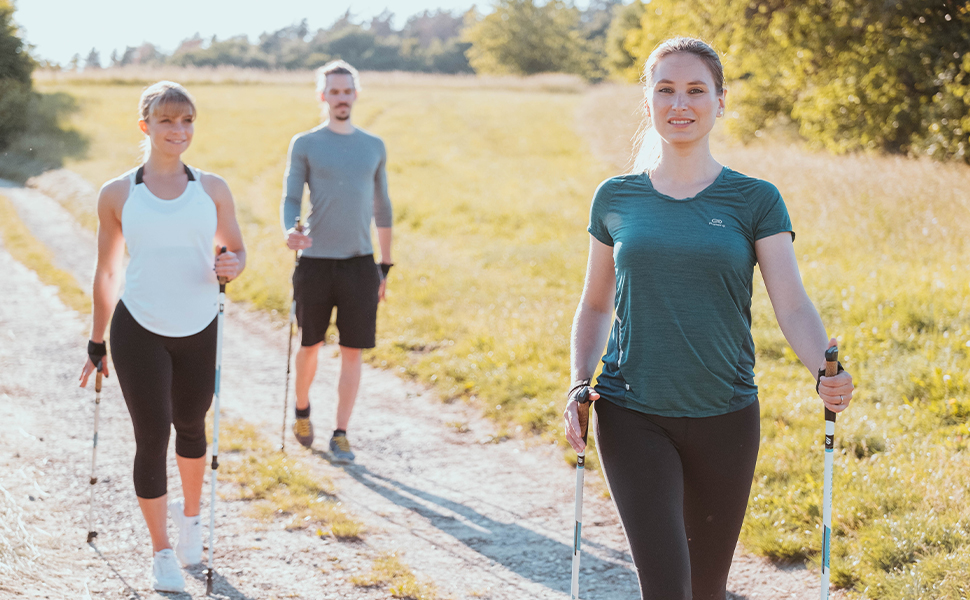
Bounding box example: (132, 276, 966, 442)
(152, 548, 185, 592)
(168, 498, 204, 566)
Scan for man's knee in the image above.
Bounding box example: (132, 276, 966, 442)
(298, 341, 324, 358)
(338, 345, 363, 363)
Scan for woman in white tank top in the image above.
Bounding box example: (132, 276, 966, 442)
(78, 81, 246, 593)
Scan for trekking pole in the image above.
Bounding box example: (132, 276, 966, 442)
(280, 217, 302, 452)
(86, 363, 103, 544)
(570, 387, 591, 600)
(206, 247, 228, 595)
(821, 345, 839, 600)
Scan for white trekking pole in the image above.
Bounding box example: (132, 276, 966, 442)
(86, 365, 103, 543)
(821, 345, 839, 600)
(570, 386, 592, 599)
(206, 247, 228, 595)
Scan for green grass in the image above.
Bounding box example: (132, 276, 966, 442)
(0, 192, 91, 314)
(33, 73, 970, 598)
(36, 79, 609, 440)
(351, 552, 438, 599)
(218, 420, 364, 539)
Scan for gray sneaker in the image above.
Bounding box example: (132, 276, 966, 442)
(329, 433, 355, 464)
(292, 416, 314, 448)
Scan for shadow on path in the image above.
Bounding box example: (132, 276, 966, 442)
(88, 542, 258, 600)
(339, 463, 639, 596)
(87, 542, 143, 599)
(185, 565, 259, 600)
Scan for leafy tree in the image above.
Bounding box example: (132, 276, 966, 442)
(368, 10, 395, 38)
(117, 43, 163, 66)
(425, 38, 473, 74)
(464, 0, 592, 77)
(402, 9, 466, 47)
(579, 0, 624, 80)
(604, 0, 644, 81)
(171, 35, 271, 69)
(84, 47, 101, 69)
(258, 20, 310, 69)
(0, 0, 33, 150)
(615, 0, 970, 162)
(400, 9, 473, 73)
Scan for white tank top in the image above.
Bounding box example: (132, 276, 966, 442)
(120, 165, 219, 337)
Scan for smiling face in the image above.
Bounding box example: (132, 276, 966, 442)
(139, 102, 195, 158)
(645, 52, 725, 147)
(320, 73, 357, 122)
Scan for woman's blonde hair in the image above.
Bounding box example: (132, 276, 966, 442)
(630, 37, 725, 173)
(138, 81, 196, 161)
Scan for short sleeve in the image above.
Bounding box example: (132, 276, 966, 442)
(752, 182, 795, 242)
(587, 178, 617, 246)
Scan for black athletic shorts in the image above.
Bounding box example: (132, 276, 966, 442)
(293, 254, 380, 349)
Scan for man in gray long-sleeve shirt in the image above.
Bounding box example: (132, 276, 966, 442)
(281, 60, 393, 461)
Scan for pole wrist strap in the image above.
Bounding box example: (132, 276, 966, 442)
(88, 340, 107, 372)
(568, 379, 593, 404)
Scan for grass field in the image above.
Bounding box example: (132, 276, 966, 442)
(33, 70, 970, 599)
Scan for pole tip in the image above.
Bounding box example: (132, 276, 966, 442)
(86, 531, 98, 543)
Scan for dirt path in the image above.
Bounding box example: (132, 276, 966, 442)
(1, 179, 830, 599)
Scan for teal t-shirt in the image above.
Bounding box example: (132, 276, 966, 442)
(588, 167, 794, 418)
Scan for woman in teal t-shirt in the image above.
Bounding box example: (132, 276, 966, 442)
(563, 37, 855, 599)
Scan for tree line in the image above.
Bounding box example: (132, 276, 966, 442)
(5, 1, 970, 164)
(70, 3, 624, 79)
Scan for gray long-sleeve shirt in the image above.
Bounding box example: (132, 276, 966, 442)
(280, 125, 392, 259)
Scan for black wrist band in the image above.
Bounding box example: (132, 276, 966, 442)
(380, 263, 393, 278)
(88, 340, 107, 372)
(568, 379, 593, 404)
(816, 361, 844, 395)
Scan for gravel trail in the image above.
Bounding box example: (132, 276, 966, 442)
(0, 179, 833, 599)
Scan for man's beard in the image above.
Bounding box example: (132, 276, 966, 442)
(333, 106, 351, 121)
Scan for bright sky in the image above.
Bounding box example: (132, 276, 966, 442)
(15, 0, 495, 66)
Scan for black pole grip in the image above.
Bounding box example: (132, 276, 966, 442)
(824, 345, 839, 423)
(217, 246, 228, 290)
(576, 387, 591, 444)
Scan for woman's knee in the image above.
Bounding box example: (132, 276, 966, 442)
(173, 422, 207, 459)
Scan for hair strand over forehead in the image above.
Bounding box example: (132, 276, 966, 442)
(138, 81, 196, 121)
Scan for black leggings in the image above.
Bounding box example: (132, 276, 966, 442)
(593, 399, 760, 600)
(110, 301, 216, 499)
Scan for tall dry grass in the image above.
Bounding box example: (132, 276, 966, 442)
(29, 72, 970, 598)
(35, 66, 586, 93)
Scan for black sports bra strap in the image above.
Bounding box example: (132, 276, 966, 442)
(134, 164, 195, 184)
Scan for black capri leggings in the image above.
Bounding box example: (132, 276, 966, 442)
(593, 398, 761, 600)
(110, 301, 216, 499)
